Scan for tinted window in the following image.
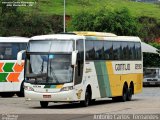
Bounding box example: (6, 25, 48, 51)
(75, 40, 84, 85)
(113, 42, 121, 60)
(0, 43, 27, 60)
(128, 42, 135, 60)
(104, 41, 113, 60)
(121, 42, 129, 60)
(135, 42, 141, 60)
(94, 41, 104, 60)
(76, 40, 84, 61)
(85, 41, 95, 60)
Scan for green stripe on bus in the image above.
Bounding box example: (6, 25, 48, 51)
(3, 63, 14, 72)
(101, 62, 112, 97)
(0, 73, 8, 82)
(94, 61, 112, 97)
(44, 85, 51, 88)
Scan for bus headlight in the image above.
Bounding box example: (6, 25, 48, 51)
(60, 86, 73, 91)
(24, 86, 34, 91)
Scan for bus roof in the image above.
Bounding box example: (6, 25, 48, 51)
(0, 36, 29, 42)
(30, 34, 83, 40)
(144, 67, 160, 70)
(73, 31, 117, 37)
(30, 33, 141, 42)
(102, 36, 141, 42)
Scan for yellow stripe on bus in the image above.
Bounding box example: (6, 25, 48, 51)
(106, 61, 143, 97)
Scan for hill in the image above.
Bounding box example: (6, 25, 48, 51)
(19, 0, 160, 20)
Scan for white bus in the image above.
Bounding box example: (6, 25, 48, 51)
(0, 37, 29, 97)
(143, 67, 160, 86)
(17, 32, 143, 107)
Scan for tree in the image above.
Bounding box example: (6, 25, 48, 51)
(138, 16, 160, 42)
(68, 8, 140, 36)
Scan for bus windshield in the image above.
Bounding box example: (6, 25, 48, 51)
(144, 68, 157, 78)
(25, 53, 73, 84)
(29, 40, 73, 52)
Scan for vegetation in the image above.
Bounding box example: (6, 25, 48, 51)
(0, 0, 159, 66)
(68, 8, 140, 36)
(18, 0, 160, 21)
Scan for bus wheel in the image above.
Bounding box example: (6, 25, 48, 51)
(91, 99, 96, 105)
(0, 92, 15, 97)
(40, 101, 48, 108)
(80, 88, 91, 107)
(120, 85, 128, 102)
(16, 82, 24, 97)
(127, 87, 133, 101)
(112, 97, 120, 102)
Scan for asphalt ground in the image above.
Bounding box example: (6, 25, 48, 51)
(0, 87, 160, 120)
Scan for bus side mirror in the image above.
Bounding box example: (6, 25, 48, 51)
(17, 50, 26, 65)
(71, 50, 78, 66)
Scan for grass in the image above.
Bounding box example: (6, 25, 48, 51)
(18, 0, 160, 20)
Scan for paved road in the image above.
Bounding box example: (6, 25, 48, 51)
(0, 87, 160, 120)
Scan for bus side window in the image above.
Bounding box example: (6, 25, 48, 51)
(19, 43, 27, 59)
(104, 41, 113, 60)
(113, 42, 121, 60)
(135, 42, 141, 60)
(75, 40, 84, 85)
(121, 42, 129, 60)
(94, 41, 104, 60)
(12, 43, 20, 60)
(128, 42, 135, 60)
(85, 40, 95, 60)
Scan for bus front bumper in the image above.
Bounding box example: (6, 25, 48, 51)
(143, 81, 160, 86)
(25, 90, 78, 102)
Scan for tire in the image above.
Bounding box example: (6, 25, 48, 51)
(127, 87, 133, 101)
(90, 99, 96, 105)
(80, 89, 91, 107)
(16, 82, 24, 97)
(40, 101, 48, 108)
(120, 85, 128, 102)
(112, 97, 120, 102)
(0, 92, 15, 97)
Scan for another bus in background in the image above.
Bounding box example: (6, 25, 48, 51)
(143, 67, 160, 86)
(0, 37, 29, 97)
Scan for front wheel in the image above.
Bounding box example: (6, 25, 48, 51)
(16, 82, 24, 97)
(0, 92, 15, 97)
(40, 101, 48, 108)
(80, 89, 91, 107)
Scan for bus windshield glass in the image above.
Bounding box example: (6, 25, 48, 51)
(25, 53, 73, 84)
(29, 40, 73, 52)
(144, 68, 157, 78)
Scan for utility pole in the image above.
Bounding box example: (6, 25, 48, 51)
(63, 0, 66, 33)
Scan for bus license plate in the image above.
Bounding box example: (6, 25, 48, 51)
(43, 95, 51, 98)
(150, 82, 155, 85)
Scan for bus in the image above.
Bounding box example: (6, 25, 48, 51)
(0, 37, 29, 97)
(143, 67, 160, 86)
(17, 32, 143, 107)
